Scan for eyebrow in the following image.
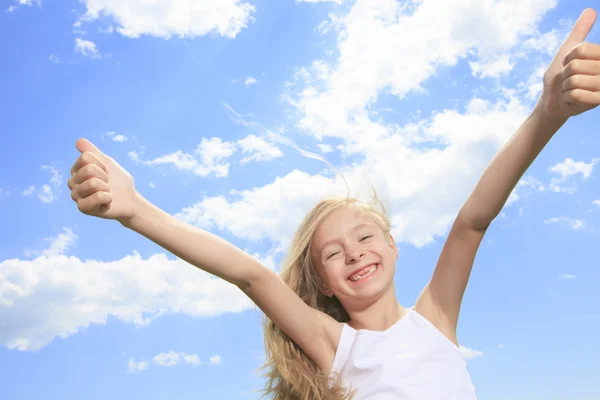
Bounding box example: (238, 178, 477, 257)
(319, 223, 374, 252)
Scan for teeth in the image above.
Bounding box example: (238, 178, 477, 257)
(350, 265, 377, 282)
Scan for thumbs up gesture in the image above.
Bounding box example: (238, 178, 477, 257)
(67, 138, 140, 224)
(539, 8, 600, 119)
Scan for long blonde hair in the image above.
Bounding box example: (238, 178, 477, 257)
(261, 195, 391, 400)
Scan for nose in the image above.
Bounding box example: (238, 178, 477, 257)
(346, 248, 365, 263)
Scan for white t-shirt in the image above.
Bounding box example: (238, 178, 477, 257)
(330, 308, 478, 399)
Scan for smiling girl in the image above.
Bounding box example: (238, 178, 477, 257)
(67, 9, 600, 400)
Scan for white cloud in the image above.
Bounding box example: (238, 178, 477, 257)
(521, 64, 546, 100)
(523, 29, 560, 55)
(127, 351, 218, 373)
(209, 354, 222, 365)
(558, 274, 575, 280)
(41, 228, 78, 257)
(0, 250, 254, 351)
(459, 345, 483, 360)
(22, 165, 63, 204)
(177, 0, 563, 255)
(469, 54, 514, 79)
(43, 165, 63, 187)
(546, 158, 598, 193)
(105, 131, 127, 142)
(288, 0, 557, 143)
(153, 351, 181, 367)
(593, 200, 600, 207)
(245, 77, 257, 87)
(127, 359, 149, 372)
(23, 227, 77, 259)
(544, 217, 584, 230)
(6, 0, 40, 12)
(74, 38, 100, 59)
(317, 144, 334, 153)
(176, 170, 339, 250)
(130, 137, 236, 178)
(237, 134, 283, 164)
(22, 186, 35, 196)
(49, 54, 60, 64)
(37, 185, 55, 204)
(77, 0, 255, 39)
(549, 158, 597, 181)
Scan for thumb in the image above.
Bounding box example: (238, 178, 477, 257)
(560, 8, 597, 56)
(76, 138, 106, 158)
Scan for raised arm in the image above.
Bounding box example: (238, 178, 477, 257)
(68, 139, 341, 372)
(416, 8, 600, 341)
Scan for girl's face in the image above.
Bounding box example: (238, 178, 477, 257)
(311, 205, 398, 304)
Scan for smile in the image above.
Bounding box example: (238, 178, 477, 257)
(348, 263, 379, 282)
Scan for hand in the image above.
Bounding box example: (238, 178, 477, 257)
(67, 138, 140, 224)
(538, 8, 600, 120)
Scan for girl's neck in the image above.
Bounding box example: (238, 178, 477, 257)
(345, 287, 409, 332)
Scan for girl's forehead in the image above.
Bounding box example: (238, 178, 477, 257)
(314, 206, 375, 240)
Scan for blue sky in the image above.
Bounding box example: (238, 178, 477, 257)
(1, 0, 599, 399)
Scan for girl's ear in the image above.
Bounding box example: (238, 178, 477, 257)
(389, 233, 398, 260)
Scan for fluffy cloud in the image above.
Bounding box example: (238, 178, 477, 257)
(174, 0, 568, 253)
(74, 38, 100, 58)
(77, 0, 255, 39)
(129, 137, 236, 178)
(237, 134, 283, 164)
(176, 170, 338, 250)
(288, 0, 558, 143)
(104, 131, 128, 142)
(0, 250, 254, 351)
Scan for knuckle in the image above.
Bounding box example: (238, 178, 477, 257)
(81, 151, 94, 163)
(566, 89, 583, 103)
(87, 178, 99, 190)
(575, 43, 588, 57)
(566, 59, 579, 75)
(77, 201, 88, 214)
(569, 75, 580, 88)
(82, 163, 97, 175)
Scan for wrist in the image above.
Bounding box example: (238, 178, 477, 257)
(534, 93, 569, 128)
(532, 99, 569, 133)
(118, 191, 153, 229)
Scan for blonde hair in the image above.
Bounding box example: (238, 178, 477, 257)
(261, 194, 391, 400)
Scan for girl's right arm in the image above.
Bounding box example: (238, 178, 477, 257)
(129, 197, 342, 372)
(68, 139, 341, 373)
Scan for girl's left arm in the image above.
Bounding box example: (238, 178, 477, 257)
(417, 8, 600, 339)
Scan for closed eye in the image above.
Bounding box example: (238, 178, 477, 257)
(326, 251, 340, 260)
(360, 234, 373, 241)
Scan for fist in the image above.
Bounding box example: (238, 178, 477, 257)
(540, 8, 600, 118)
(67, 138, 139, 223)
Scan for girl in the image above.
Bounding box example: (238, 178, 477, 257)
(67, 9, 599, 400)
